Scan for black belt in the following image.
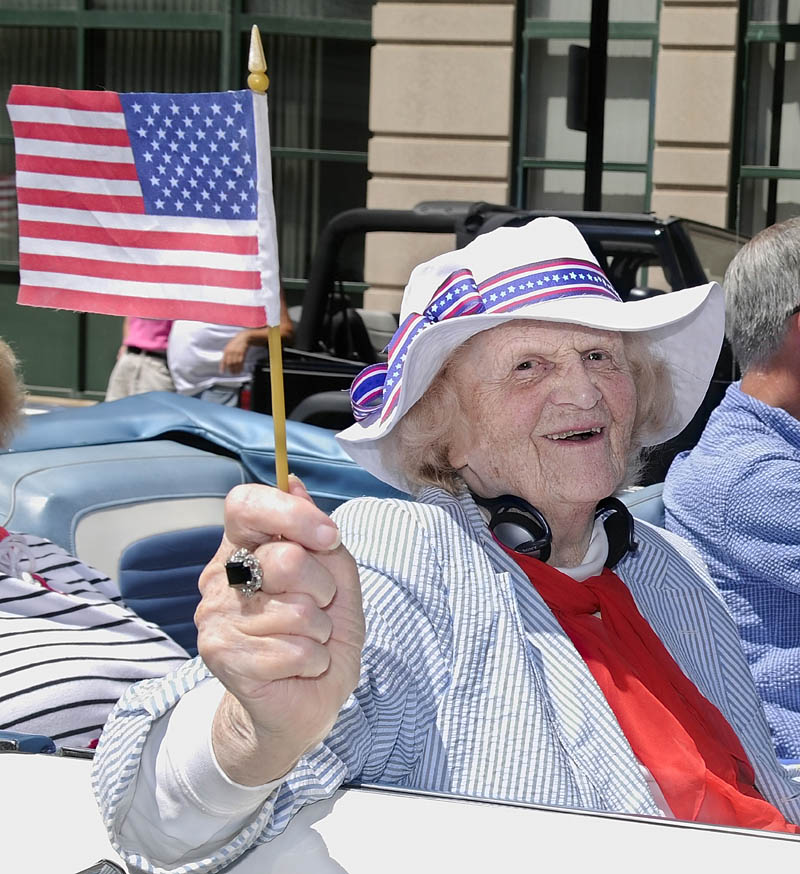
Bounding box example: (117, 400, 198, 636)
(127, 345, 167, 360)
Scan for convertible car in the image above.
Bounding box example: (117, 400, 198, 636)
(2, 394, 799, 873)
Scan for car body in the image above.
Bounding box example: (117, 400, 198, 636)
(3, 741, 800, 873)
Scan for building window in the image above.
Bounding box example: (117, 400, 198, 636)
(732, 1, 800, 235)
(0, 2, 374, 281)
(0, 2, 373, 395)
(516, 0, 660, 212)
(262, 31, 371, 288)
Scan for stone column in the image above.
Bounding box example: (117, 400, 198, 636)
(650, 0, 739, 228)
(364, 1, 515, 311)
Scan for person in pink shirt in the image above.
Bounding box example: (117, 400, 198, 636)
(105, 317, 174, 402)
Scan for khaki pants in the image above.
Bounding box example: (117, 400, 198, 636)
(105, 350, 174, 402)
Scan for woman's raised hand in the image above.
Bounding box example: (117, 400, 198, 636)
(196, 476, 365, 786)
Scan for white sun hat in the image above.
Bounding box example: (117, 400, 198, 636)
(337, 216, 724, 493)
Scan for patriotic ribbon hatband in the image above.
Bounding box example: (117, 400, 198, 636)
(349, 257, 620, 425)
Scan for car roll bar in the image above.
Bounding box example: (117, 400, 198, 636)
(293, 206, 464, 352)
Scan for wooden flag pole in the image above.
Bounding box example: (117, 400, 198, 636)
(248, 25, 289, 493)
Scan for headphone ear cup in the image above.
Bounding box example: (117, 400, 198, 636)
(485, 503, 552, 562)
(474, 492, 637, 568)
(595, 496, 638, 568)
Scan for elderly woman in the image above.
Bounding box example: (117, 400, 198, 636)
(94, 218, 800, 873)
(0, 338, 188, 747)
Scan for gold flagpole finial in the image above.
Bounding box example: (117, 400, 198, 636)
(247, 24, 289, 493)
(247, 25, 269, 94)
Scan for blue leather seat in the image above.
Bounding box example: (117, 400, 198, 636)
(8, 391, 403, 512)
(119, 526, 222, 655)
(0, 440, 246, 576)
(1, 392, 403, 655)
(620, 482, 665, 528)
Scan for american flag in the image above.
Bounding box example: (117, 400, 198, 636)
(6, 85, 281, 327)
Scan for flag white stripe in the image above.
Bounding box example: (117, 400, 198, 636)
(7, 105, 126, 129)
(19, 236, 258, 271)
(17, 203, 257, 236)
(16, 171, 142, 197)
(252, 91, 280, 326)
(13, 138, 134, 163)
(21, 270, 264, 306)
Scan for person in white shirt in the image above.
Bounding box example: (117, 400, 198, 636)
(167, 292, 294, 406)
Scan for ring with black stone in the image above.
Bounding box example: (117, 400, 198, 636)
(225, 547, 264, 598)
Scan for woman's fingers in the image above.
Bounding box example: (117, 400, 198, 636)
(197, 591, 333, 647)
(200, 534, 339, 610)
(222, 483, 340, 553)
(255, 538, 338, 607)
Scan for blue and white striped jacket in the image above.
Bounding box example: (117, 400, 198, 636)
(93, 488, 800, 873)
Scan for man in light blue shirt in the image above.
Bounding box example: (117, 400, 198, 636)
(664, 216, 800, 759)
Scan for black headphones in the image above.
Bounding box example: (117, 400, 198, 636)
(472, 492, 638, 568)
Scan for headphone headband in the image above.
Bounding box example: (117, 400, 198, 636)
(473, 492, 638, 568)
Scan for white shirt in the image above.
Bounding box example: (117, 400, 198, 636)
(167, 321, 264, 394)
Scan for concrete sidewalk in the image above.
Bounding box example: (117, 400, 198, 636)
(24, 394, 98, 415)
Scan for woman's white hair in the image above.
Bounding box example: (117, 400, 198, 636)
(0, 339, 25, 449)
(391, 329, 673, 495)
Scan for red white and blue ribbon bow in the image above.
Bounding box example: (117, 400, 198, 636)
(349, 257, 620, 424)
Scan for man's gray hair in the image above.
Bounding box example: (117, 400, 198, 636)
(724, 216, 800, 372)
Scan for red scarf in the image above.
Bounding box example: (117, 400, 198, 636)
(509, 550, 798, 833)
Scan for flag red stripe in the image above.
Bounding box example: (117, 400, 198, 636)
(11, 122, 130, 147)
(19, 220, 258, 255)
(9, 85, 122, 113)
(20, 253, 261, 290)
(18, 286, 267, 328)
(15, 154, 138, 180)
(16, 188, 145, 214)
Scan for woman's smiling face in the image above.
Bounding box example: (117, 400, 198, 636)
(446, 320, 637, 513)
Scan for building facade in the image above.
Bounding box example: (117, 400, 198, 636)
(0, 0, 796, 394)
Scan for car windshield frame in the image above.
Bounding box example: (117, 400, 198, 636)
(679, 219, 749, 287)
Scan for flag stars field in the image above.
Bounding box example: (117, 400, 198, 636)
(120, 90, 258, 221)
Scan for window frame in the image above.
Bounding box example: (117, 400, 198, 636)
(0, 3, 372, 275)
(0, 2, 373, 396)
(513, 8, 661, 212)
(729, 1, 800, 233)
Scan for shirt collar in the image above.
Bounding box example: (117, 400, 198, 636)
(556, 518, 609, 581)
